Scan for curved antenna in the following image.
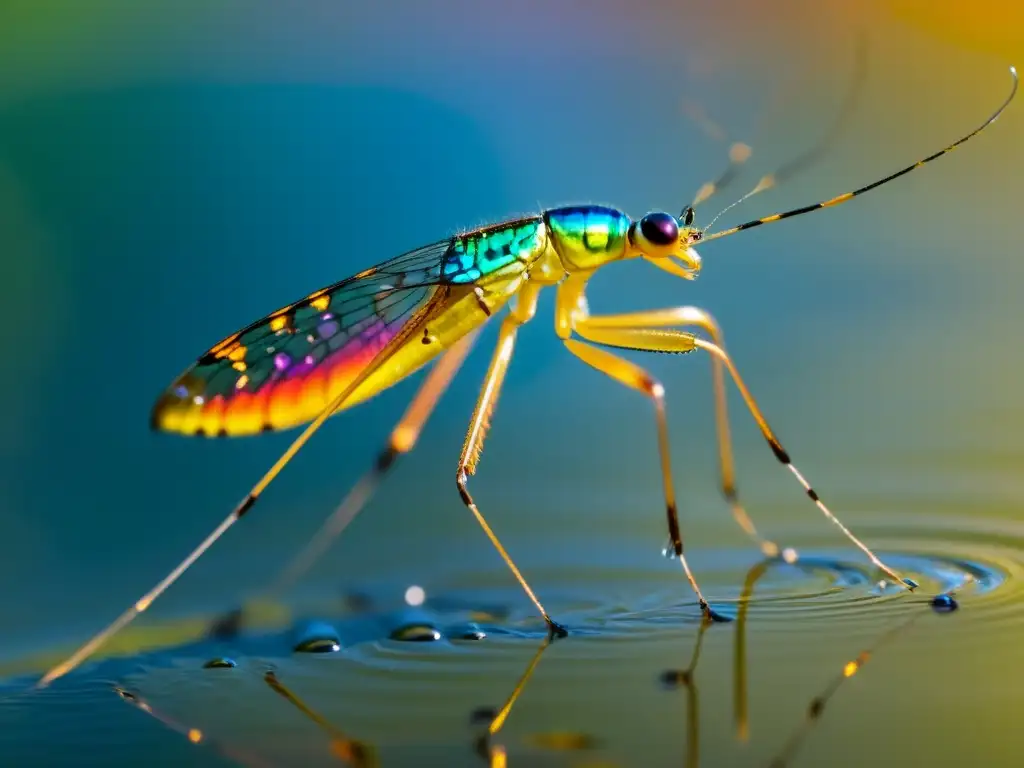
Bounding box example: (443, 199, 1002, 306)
(700, 65, 1018, 244)
(698, 37, 869, 232)
(688, 35, 868, 212)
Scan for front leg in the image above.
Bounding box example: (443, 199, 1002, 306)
(570, 308, 911, 590)
(578, 305, 785, 561)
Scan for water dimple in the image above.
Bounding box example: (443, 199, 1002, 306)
(389, 624, 442, 642)
(202, 657, 237, 669)
(292, 620, 341, 653)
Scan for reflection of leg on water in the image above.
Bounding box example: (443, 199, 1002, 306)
(659, 614, 713, 768)
(764, 576, 968, 768)
(473, 634, 558, 765)
(263, 670, 378, 768)
(114, 685, 276, 768)
(655, 556, 778, 768)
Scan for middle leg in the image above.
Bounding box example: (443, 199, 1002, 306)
(563, 337, 725, 621)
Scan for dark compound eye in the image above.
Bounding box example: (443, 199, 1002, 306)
(681, 206, 695, 227)
(639, 212, 679, 247)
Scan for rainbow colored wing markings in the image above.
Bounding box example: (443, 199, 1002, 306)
(152, 240, 458, 438)
(151, 216, 547, 438)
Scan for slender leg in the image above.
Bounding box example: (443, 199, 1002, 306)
(37, 306, 438, 688)
(455, 283, 565, 635)
(269, 329, 479, 596)
(581, 306, 785, 560)
(562, 337, 721, 620)
(573, 319, 912, 590)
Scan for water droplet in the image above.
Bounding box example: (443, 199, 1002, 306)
(661, 543, 678, 559)
(174, 385, 188, 398)
(931, 594, 959, 613)
(273, 352, 291, 371)
(469, 706, 497, 725)
(203, 657, 237, 669)
(292, 620, 341, 653)
(389, 623, 442, 642)
(461, 629, 486, 641)
(295, 636, 341, 653)
(404, 585, 426, 606)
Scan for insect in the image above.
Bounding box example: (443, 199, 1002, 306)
(37, 65, 1017, 688)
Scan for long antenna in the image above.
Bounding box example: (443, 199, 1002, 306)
(699, 65, 1018, 244)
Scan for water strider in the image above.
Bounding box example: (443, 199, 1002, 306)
(37, 65, 1018, 690)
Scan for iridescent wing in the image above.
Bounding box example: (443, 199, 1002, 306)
(150, 229, 529, 438)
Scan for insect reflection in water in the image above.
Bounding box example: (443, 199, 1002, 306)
(113, 557, 961, 766)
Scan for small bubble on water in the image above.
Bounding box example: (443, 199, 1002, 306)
(461, 629, 487, 641)
(404, 585, 426, 606)
(203, 657, 237, 669)
(389, 623, 442, 642)
(931, 594, 959, 613)
(782, 547, 798, 564)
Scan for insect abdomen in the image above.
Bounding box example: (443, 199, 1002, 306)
(441, 217, 547, 284)
(545, 205, 631, 271)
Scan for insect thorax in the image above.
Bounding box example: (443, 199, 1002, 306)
(441, 217, 549, 285)
(544, 205, 631, 271)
